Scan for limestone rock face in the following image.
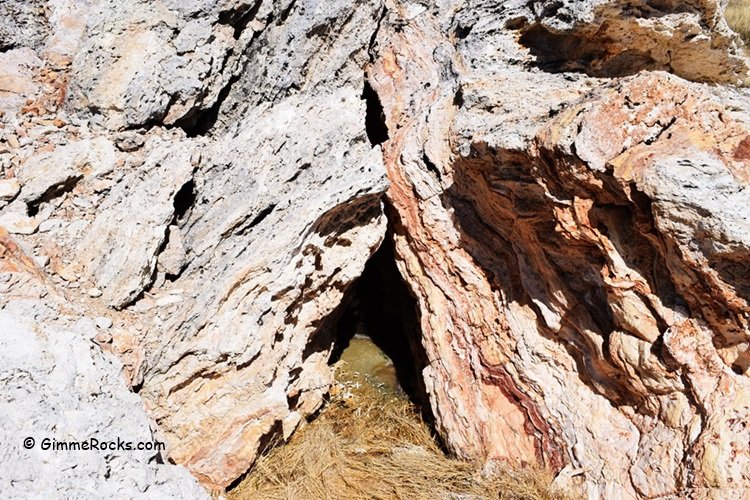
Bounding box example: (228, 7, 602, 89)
(0, 229, 208, 499)
(1, 0, 387, 493)
(368, 1, 750, 498)
(1, 0, 749, 497)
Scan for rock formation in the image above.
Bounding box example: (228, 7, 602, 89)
(369, 1, 750, 497)
(1, 0, 749, 498)
(0, 228, 207, 498)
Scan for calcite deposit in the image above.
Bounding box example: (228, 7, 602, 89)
(369, 1, 750, 497)
(1, 0, 749, 498)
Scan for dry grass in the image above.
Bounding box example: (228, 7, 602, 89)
(228, 364, 569, 500)
(727, 0, 750, 44)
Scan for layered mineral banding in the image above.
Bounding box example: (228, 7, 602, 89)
(1, 0, 749, 498)
(2, 0, 389, 492)
(369, 1, 750, 497)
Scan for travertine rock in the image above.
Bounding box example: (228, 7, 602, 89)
(1, 0, 749, 497)
(0, 0, 50, 52)
(0, 229, 208, 499)
(368, 1, 750, 497)
(134, 88, 388, 490)
(62, 1, 388, 489)
(75, 135, 195, 308)
(0, 178, 20, 202)
(512, 0, 750, 83)
(0, 48, 43, 119)
(2, 0, 388, 493)
(17, 137, 116, 206)
(67, 0, 271, 129)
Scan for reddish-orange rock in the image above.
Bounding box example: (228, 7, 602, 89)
(368, 2, 750, 497)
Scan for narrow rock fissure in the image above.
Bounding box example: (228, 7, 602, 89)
(175, 71, 240, 136)
(328, 232, 434, 425)
(27, 175, 83, 216)
(173, 179, 196, 221)
(218, 0, 263, 40)
(361, 80, 389, 146)
(517, 23, 662, 77)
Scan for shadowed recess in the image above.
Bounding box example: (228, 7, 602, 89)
(330, 233, 433, 422)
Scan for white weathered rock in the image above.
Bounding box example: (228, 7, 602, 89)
(0, 48, 42, 119)
(156, 225, 187, 277)
(75, 136, 194, 308)
(0, 229, 208, 499)
(0, 308, 208, 500)
(3, 0, 750, 498)
(0, 178, 20, 201)
(95, 316, 113, 329)
(0, 212, 39, 235)
(17, 137, 117, 206)
(67, 0, 255, 129)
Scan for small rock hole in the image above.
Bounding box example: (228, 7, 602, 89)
(361, 80, 390, 147)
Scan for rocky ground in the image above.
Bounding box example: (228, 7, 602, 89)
(1, 0, 749, 498)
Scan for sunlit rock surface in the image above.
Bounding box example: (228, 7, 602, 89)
(1, 0, 749, 497)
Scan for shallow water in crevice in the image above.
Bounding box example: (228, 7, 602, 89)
(227, 235, 565, 499)
(328, 233, 433, 421)
(337, 334, 402, 395)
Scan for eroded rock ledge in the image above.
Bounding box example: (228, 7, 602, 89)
(369, 1, 750, 497)
(0, 0, 749, 498)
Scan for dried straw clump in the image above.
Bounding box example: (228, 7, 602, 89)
(727, 0, 750, 44)
(228, 368, 569, 500)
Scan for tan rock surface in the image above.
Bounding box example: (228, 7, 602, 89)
(368, 1, 750, 497)
(1, 0, 749, 497)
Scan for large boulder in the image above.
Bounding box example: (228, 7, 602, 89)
(1, 0, 749, 497)
(368, 0, 750, 497)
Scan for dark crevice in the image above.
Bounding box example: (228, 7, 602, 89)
(27, 175, 83, 216)
(173, 180, 196, 221)
(454, 23, 473, 39)
(277, 0, 297, 25)
(361, 79, 389, 147)
(286, 392, 301, 409)
(423, 152, 441, 180)
(453, 85, 464, 108)
(225, 420, 284, 493)
(162, 224, 188, 282)
(287, 162, 311, 182)
(238, 203, 277, 235)
(367, 6, 388, 63)
(175, 6, 274, 137)
(236, 351, 263, 372)
(218, 0, 263, 39)
(328, 231, 434, 426)
(175, 70, 241, 136)
(151, 179, 197, 286)
(644, 116, 677, 145)
(518, 24, 664, 77)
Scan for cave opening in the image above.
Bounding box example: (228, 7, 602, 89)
(329, 234, 433, 424)
(361, 80, 390, 147)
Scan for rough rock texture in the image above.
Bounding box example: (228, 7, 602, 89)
(1, 0, 750, 498)
(0, 229, 207, 499)
(515, 0, 750, 83)
(368, 0, 750, 498)
(2, 0, 388, 493)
